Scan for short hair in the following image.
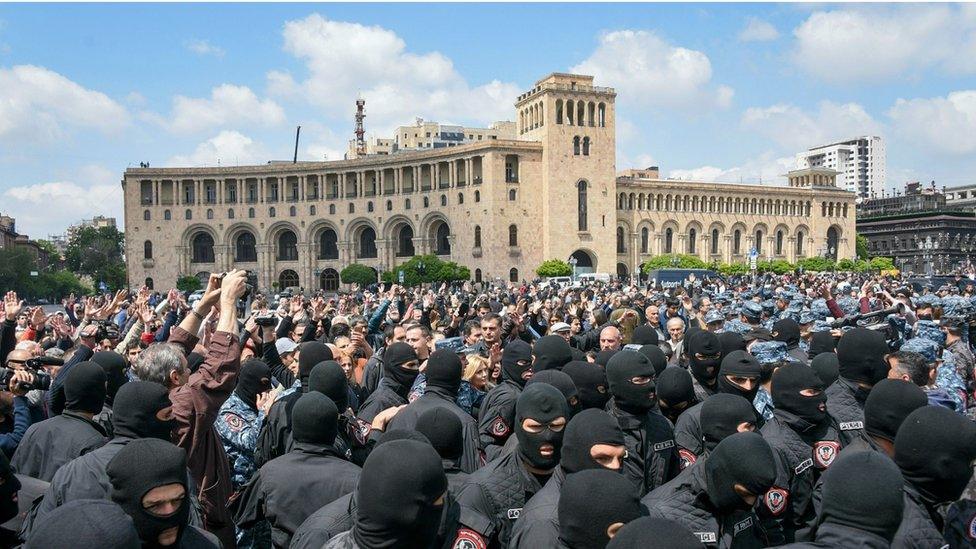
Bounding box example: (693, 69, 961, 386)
(406, 324, 431, 339)
(383, 323, 401, 342)
(349, 314, 367, 327)
(463, 319, 482, 338)
(133, 343, 186, 386)
(888, 351, 931, 387)
(480, 313, 502, 326)
(329, 322, 351, 340)
(666, 317, 685, 330)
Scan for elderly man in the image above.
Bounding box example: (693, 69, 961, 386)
(599, 325, 622, 351)
(666, 317, 686, 366)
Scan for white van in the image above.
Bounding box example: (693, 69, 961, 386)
(578, 272, 611, 284)
(546, 276, 573, 286)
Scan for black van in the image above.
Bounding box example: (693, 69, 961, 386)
(646, 269, 725, 290)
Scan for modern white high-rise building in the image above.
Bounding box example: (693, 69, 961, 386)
(796, 136, 885, 199)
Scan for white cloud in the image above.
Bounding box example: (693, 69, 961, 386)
(184, 39, 225, 58)
(739, 17, 780, 42)
(741, 101, 882, 152)
(270, 14, 520, 133)
(0, 65, 129, 144)
(571, 29, 733, 110)
(2, 165, 123, 237)
(792, 5, 976, 83)
(888, 90, 976, 155)
(160, 84, 286, 134)
(668, 153, 796, 185)
(167, 131, 268, 167)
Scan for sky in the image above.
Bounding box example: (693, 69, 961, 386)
(2, 2, 976, 237)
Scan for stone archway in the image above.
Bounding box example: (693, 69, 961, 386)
(569, 249, 596, 275)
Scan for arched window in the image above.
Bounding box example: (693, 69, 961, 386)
(349, 203, 355, 214)
(582, 137, 590, 156)
(386, 200, 392, 211)
(309, 205, 316, 216)
(144, 277, 154, 290)
(577, 101, 585, 126)
(509, 225, 518, 247)
(577, 181, 588, 231)
(567, 100, 575, 125)
(143, 210, 150, 221)
(641, 227, 649, 253)
(405, 199, 411, 210)
(588, 102, 595, 127)
(423, 197, 429, 208)
(509, 268, 519, 282)
(434, 223, 451, 255)
(367, 202, 374, 213)
(279, 270, 299, 289)
(555, 99, 563, 124)
(689, 228, 697, 254)
(248, 208, 255, 218)
(474, 191, 481, 203)
(318, 228, 338, 259)
(475, 269, 482, 283)
(598, 103, 606, 127)
(616, 227, 626, 254)
(573, 136, 580, 155)
(396, 225, 415, 257)
(733, 230, 741, 255)
(353, 227, 374, 259)
(474, 226, 482, 248)
(329, 204, 336, 215)
(440, 195, 447, 207)
(143, 240, 153, 259)
(228, 209, 235, 219)
(755, 230, 764, 254)
(269, 207, 276, 218)
(776, 230, 784, 255)
(191, 233, 214, 263)
(185, 209, 192, 220)
(206, 209, 214, 220)
(665, 228, 674, 254)
(289, 206, 296, 217)
(164, 209, 171, 221)
(711, 229, 719, 255)
(231, 232, 254, 262)
(320, 269, 339, 292)
(458, 192, 464, 205)
(277, 230, 298, 261)
(796, 231, 804, 256)
(509, 189, 517, 201)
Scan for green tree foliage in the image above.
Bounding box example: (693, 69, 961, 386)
(756, 260, 795, 275)
(869, 256, 895, 271)
(535, 259, 573, 278)
(856, 234, 870, 260)
(64, 225, 126, 290)
(341, 263, 379, 286)
(176, 275, 202, 293)
(837, 258, 856, 271)
(796, 257, 836, 272)
(716, 263, 749, 276)
(34, 239, 61, 259)
(381, 255, 472, 286)
(0, 247, 88, 299)
(641, 254, 708, 272)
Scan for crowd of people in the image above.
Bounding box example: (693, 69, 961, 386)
(0, 267, 974, 548)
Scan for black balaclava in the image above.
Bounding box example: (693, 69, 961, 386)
(631, 325, 659, 346)
(637, 345, 668, 377)
(606, 351, 657, 413)
(808, 331, 836, 360)
(354, 440, 447, 549)
(702, 432, 776, 512)
(107, 438, 190, 549)
(415, 407, 463, 462)
(234, 358, 271, 411)
(382, 342, 420, 394)
(717, 350, 762, 402)
(111, 381, 175, 441)
(25, 499, 140, 549)
(656, 367, 697, 424)
(700, 393, 757, 452)
(64, 361, 108, 415)
(560, 409, 625, 473)
(772, 318, 801, 347)
(425, 350, 463, 397)
(527, 370, 579, 416)
(92, 351, 128, 406)
(607, 516, 701, 549)
(836, 328, 889, 390)
(291, 392, 339, 445)
(686, 330, 722, 387)
(810, 352, 840, 387)
(501, 339, 533, 387)
(864, 379, 928, 443)
(594, 349, 619, 368)
(717, 332, 747, 362)
(515, 384, 570, 470)
(557, 469, 642, 549)
(309, 360, 350, 413)
(562, 361, 609, 411)
(820, 451, 905, 541)
(185, 352, 205, 375)
(771, 363, 827, 426)
(377, 429, 431, 446)
(894, 405, 976, 504)
(532, 335, 573, 371)
(0, 450, 20, 523)
(298, 342, 333, 391)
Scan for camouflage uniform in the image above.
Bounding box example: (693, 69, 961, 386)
(215, 392, 265, 492)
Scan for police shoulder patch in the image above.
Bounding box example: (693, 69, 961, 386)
(969, 513, 976, 539)
(839, 421, 864, 431)
(764, 487, 789, 516)
(813, 441, 840, 469)
(678, 448, 697, 470)
(223, 413, 244, 433)
(491, 417, 510, 438)
(453, 527, 487, 549)
(653, 439, 675, 452)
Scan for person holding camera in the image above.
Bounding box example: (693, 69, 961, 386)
(0, 352, 41, 458)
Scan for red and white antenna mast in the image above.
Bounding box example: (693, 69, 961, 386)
(354, 97, 366, 156)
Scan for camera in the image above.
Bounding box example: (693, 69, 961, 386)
(89, 320, 120, 341)
(0, 356, 61, 392)
(254, 315, 278, 327)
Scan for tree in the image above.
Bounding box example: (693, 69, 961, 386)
(381, 255, 472, 286)
(0, 247, 88, 299)
(641, 254, 708, 272)
(64, 225, 126, 290)
(34, 239, 61, 259)
(797, 257, 835, 272)
(837, 258, 856, 271)
(869, 256, 895, 272)
(535, 259, 572, 278)
(757, 260, 794, 275)
(717, 262, 749, 276)
(176, 275, 201, 293)
(856, 234, 870, 260)
(341, 263, 378, 286)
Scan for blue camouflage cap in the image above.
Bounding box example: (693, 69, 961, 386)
(915, 294, 942, 309)
(900, 337, 939, 364)
(798, 311, 817, 325)
(741, 301, 763, 320)
(761, 300, 776, 314)
(914, 320, 946, 348)
(704, 309, 725, 324)
(751, 341, 788, 365)
(810, 299, 830, 320)
(836, 296, 860, 316)
(941, 296, 973, 318)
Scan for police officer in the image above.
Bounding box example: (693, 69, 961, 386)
(605, 350, 678, 496)
(685, 330, 723, 402)
(656, 367, 697, 426)
(215, 358, 271, 493)
(556, 469, 643, 549)
(642, 431, 776, 547)
(509, 408, 627, 548)
(827, 328, 890, 446)
(415, 407, 469, 493)
(562, 360, 610, 411)
(772, 319, 808, 365)
(477, 339, 532, 459)
(308, 361, 373, 465)
(455, 384, 568, 548)
(759, 363, 841, 544)
(679, 393, 757, 471)
(356, 342, 418, 423)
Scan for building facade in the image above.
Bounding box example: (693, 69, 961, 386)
(122, 72, 856, 292)
(796, 135, 885, 199)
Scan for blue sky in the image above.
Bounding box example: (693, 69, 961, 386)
(2, 3, 976, 237)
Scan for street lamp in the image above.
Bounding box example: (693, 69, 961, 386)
(670, 255, 679, 267)
(568, 256, 578, 281)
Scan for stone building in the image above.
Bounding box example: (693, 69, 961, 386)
(122, 72, 856, 292)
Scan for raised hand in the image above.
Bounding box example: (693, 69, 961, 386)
(3, 292, 24, 321)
